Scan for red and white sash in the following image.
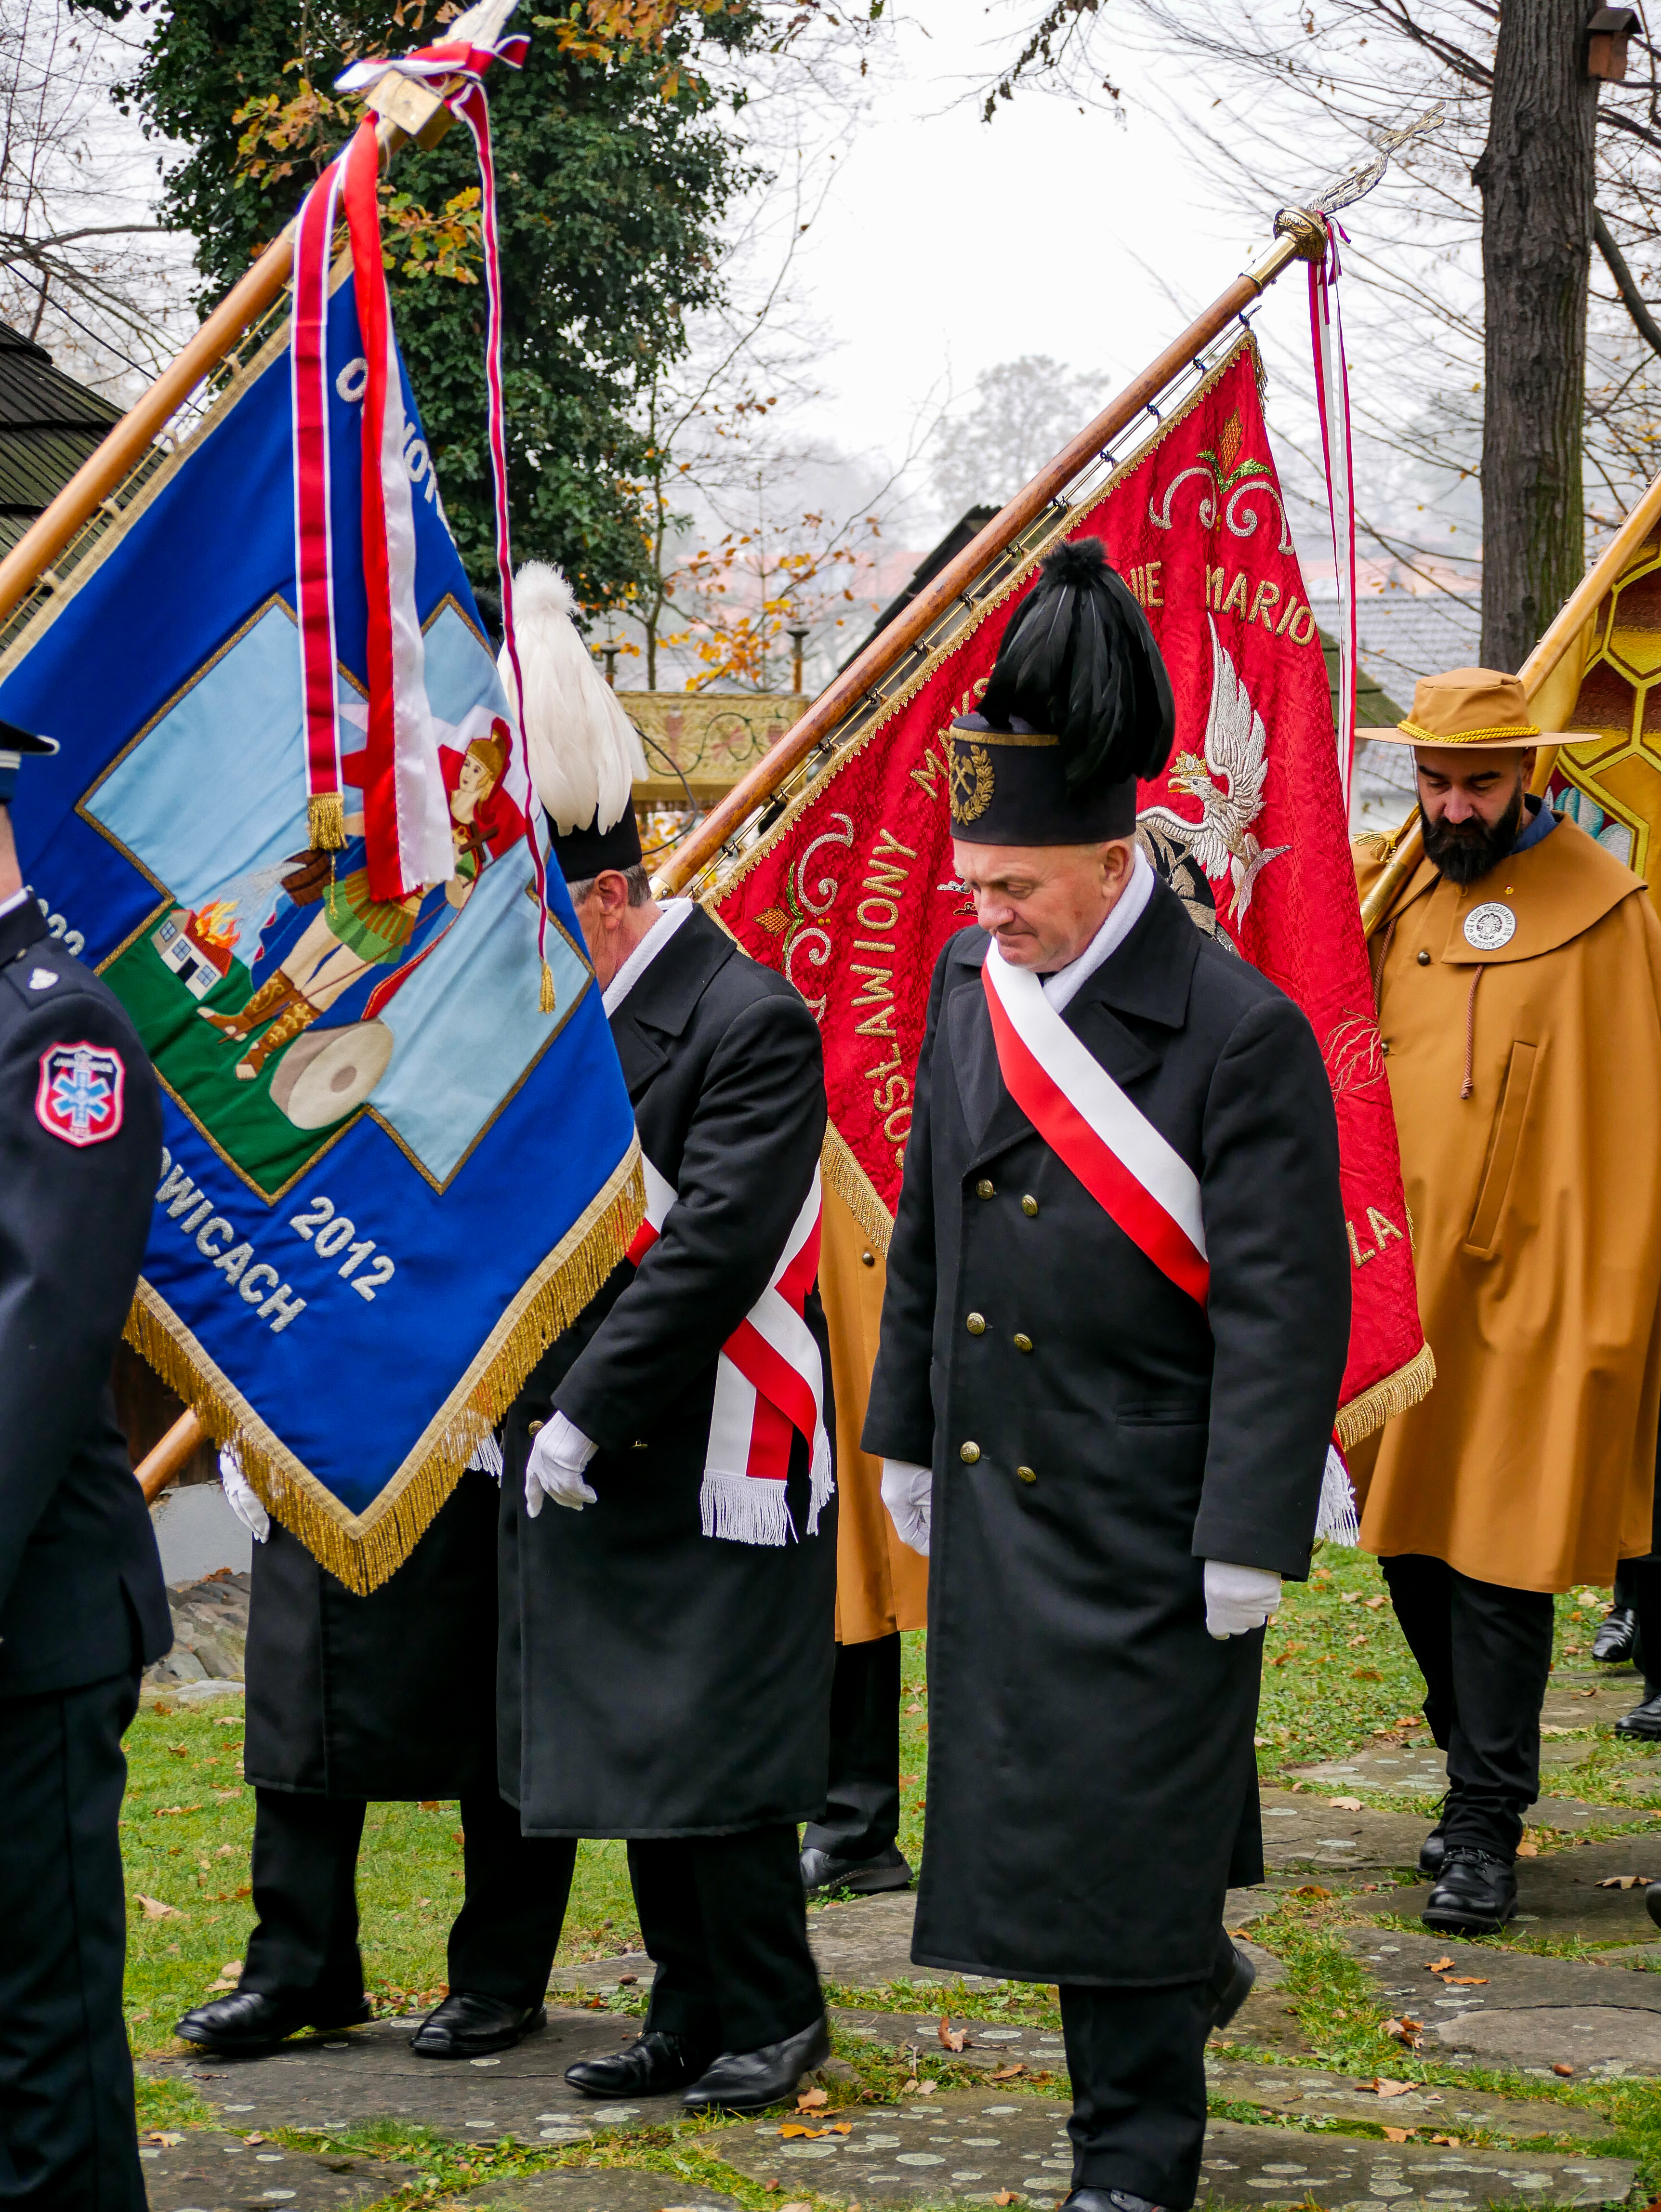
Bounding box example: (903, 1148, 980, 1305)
(980, 942, 1210, 1304)
(627, 1157, 833, 1546)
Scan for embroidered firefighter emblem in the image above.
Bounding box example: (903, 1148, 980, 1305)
(949, 739, 995, 825)
(35, 1040, 125, 1147)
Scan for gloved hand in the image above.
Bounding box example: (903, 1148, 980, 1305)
(882, 1459, 933, 1556)
(526, 1411, 598, 1518)
(218, 1446, 270, 1543)
(1204, 1558, 1282, 1639)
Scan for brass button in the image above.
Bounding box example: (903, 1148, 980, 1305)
(960, 1441, 982, 1464)
(976, 1178, 995, 1199)
(1016, 1464, 1037, 1484)
(1013, 1332, 1033, 1352)
(1416, 949, 1431, 966)
(860, 1249, 876, 1267)
(528, 1418, 545, 1435)
(1021, 1195, 1039, 1217)
(966, 1313, 987, 1336)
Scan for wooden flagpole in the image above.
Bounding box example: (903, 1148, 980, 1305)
(1357, 460, 1661, 936)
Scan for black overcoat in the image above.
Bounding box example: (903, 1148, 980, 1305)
(500, 906, 837, 1837)
(863, 882, 1350, 1986)
(0, 896, 171, 1700)
(242, 1469, 499, 1799)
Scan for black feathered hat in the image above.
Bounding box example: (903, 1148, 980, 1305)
(948, 538, 1174, 844)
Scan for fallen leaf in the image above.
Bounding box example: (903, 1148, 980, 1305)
(1596, 1874, 1652, 1890)
(914, 2080, 936, 2095)
(451, 1829, 465, 1845)
(937, 2016, 971, 2052)
(1368, 2080, 1412, 2098)
(1351, 1670, 1383, 1683)
(1382, 2017, 1423, 2048)
(796, 2087, 829, 2111)
(243, 2132, 268, 2145)
(143, 2131, 182, 2147)
(1328, 1795, 1365, 1810)
(618, 1973, 638, 1985)
(1293, 1884, 1332, 1899)
(1431, 2135, 1462, 2147)
(1516, 1839, 1540, 1858)
(900, 2077, 920, 2093)
(993, 2194, 1022, 2207)
(1365, 1594, 1386, 1609)
(829, 2122, 852, 2134)
(418, 1800, 441, 1811)
(1554, 2062, 1575, 2077)
(990, 2063, 1027, 2081)
(779, 2125, 824, 2139)
(1383, 2126, 1411, 2142)
(1444, 1976, 1488, 1987)
(152, 1805, 201, 1818)
(778, 2203, 814, 2212)
(133, 1895, 182, 1920)
(165, 1742, 188, 1757)
(1427, 1957, 1455, 1973)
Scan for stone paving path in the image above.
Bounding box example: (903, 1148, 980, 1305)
(434, 2171, 738, 2212)
(1371, 1838, 1661, 1944)
(709, 2089, 1635, 2210)
(138, 2126, 413, 2210)
(1200, 2057, 1609, 2142)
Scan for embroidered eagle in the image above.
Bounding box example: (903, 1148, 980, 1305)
(1137, 617, 1290, 927)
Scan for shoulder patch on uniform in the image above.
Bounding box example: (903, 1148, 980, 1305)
(26, 966, 57, 990)
(35, 1040, 126, 1146)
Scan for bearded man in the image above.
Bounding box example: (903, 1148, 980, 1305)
(864, 540, 1350, 2212)
(1354, 668, 1661, 1936)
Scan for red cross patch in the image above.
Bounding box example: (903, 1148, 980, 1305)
(36, 1040, 126, 1147)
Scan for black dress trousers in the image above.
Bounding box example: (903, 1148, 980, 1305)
(628, 1823, 823, 2057)
(241, 1788, 576, 2009)
(0, 1670, 145, 2212)
(1058, 1973, 1215, 2208)
(800, 1631, 902, 1864)
(1380, 1553, 1556, 1855)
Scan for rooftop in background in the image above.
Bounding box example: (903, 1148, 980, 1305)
(0, 320, 122, 556)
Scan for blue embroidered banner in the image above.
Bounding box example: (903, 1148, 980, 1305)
(0, 277, 641, 1589)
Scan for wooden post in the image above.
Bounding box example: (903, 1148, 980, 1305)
(136, 1409, 207, 1505)
(653, 231, 1307, 897)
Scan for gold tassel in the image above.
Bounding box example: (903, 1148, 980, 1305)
(122, 1146, 646, 1593)
(820, 1119, 894, 1257)
(539, 959, 556, 1015)
(1334, 1338, 1438, 1453)
(308, 790, 346, 850)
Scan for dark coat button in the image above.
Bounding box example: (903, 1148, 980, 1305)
(860, 1250, 876, 1266)
(966, 1313, 987, 1335)
(1416, 949, 1431, 966)
(976, 1178, 995, 1199)
(960, 1441, 982, 1463)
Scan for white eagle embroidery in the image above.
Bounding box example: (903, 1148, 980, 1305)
(1137, 617, 1290, 927)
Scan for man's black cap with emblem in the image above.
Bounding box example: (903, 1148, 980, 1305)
(0, 716, 59, 807)
(949, 537, 1174, 845)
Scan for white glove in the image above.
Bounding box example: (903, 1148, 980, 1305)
(1204, 1559, 1282, 1639)
(218, 1447, 270, 1543)
(882, 1459, 933, 1556)
(526, 1411, 598, 1518)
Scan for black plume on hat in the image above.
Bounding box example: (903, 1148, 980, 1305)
(980, 538, 1174, 794)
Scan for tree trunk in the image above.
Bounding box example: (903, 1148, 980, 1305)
(1475, 0, 1600, 669)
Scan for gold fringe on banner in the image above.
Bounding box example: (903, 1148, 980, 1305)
(821, 1119, 894, 1258)
(539, 960, 556, 1015)
(1334, 1338, 1437, 1453)
(124, 1139, 645, 1593)
(307, 790, 346, 850)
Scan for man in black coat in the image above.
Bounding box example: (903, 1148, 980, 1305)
(864, 543, 1350, 2212)
(500, 796, 838, 2116)
(173, 1462, 575, 2059)
(0, 718, 173, 2209)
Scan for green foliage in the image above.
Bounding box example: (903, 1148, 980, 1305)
(102, 0, 768, 602)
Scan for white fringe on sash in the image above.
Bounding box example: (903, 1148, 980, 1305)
(807, 1428, 835, 1537)
(700, 1469, 796, 1547)
(1315, 1441, 1359, 1546)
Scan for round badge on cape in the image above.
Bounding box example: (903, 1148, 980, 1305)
(1463, 901, 1517, 952)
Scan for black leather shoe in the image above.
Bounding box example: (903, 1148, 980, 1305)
(1594, 1605, 1639, 1664)
(1616, 1689, 1661, 1739)
(1422, 1845, 1517, 1936)
(801, 1843, 913, 1896)
(1208, 1938, 1255, 2031)
(410, 1991, 546, 2058)
(567, 2029, 713, 2097)
(1419, 1820, 1448, 1878)
(1647, 1880, 1661, 1932)
(683, 2013, 833, 2113)
(174, 1988, 370, 2053)
(1061, 2190, 1167, 2212)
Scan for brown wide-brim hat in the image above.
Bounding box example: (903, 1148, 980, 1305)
(1358, 666, 1590, 750)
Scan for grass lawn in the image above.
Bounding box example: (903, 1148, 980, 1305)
(126, 1550, 1661, 2206)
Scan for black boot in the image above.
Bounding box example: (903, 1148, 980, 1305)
(800, 1843, 913, 1896)
(1616, 1686, 1661, 1739)
(1422, 1845, 1517, 1936)
(683, 2013, 832, 2113)
(409, 1992, 545, 2058)
(1594, 1605, 1639, 1665)
(174, 1988, 370, 2053)
(566, 2029, 714, 2097)
(1208, 1938, 1255, 2031)
(1419, 1794, 1450, 1878)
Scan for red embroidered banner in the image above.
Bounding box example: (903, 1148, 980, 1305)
(712, 339, 1429, 1444)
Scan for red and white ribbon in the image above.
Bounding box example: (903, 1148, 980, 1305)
(981, 943, 1209, 1305)
(627, 1155, 834, 1546)
(1309, 216, 1358, 808)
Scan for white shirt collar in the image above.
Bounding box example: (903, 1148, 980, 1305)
(1036, 847, 1156, 1015)
(0, 885, 30, 921)
(602, 896, 696, 1017)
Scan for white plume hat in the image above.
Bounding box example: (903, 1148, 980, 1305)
(501, 563, 646, 834)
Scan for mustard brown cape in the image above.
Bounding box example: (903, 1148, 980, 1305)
(1351, 816, 1661, 1591)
